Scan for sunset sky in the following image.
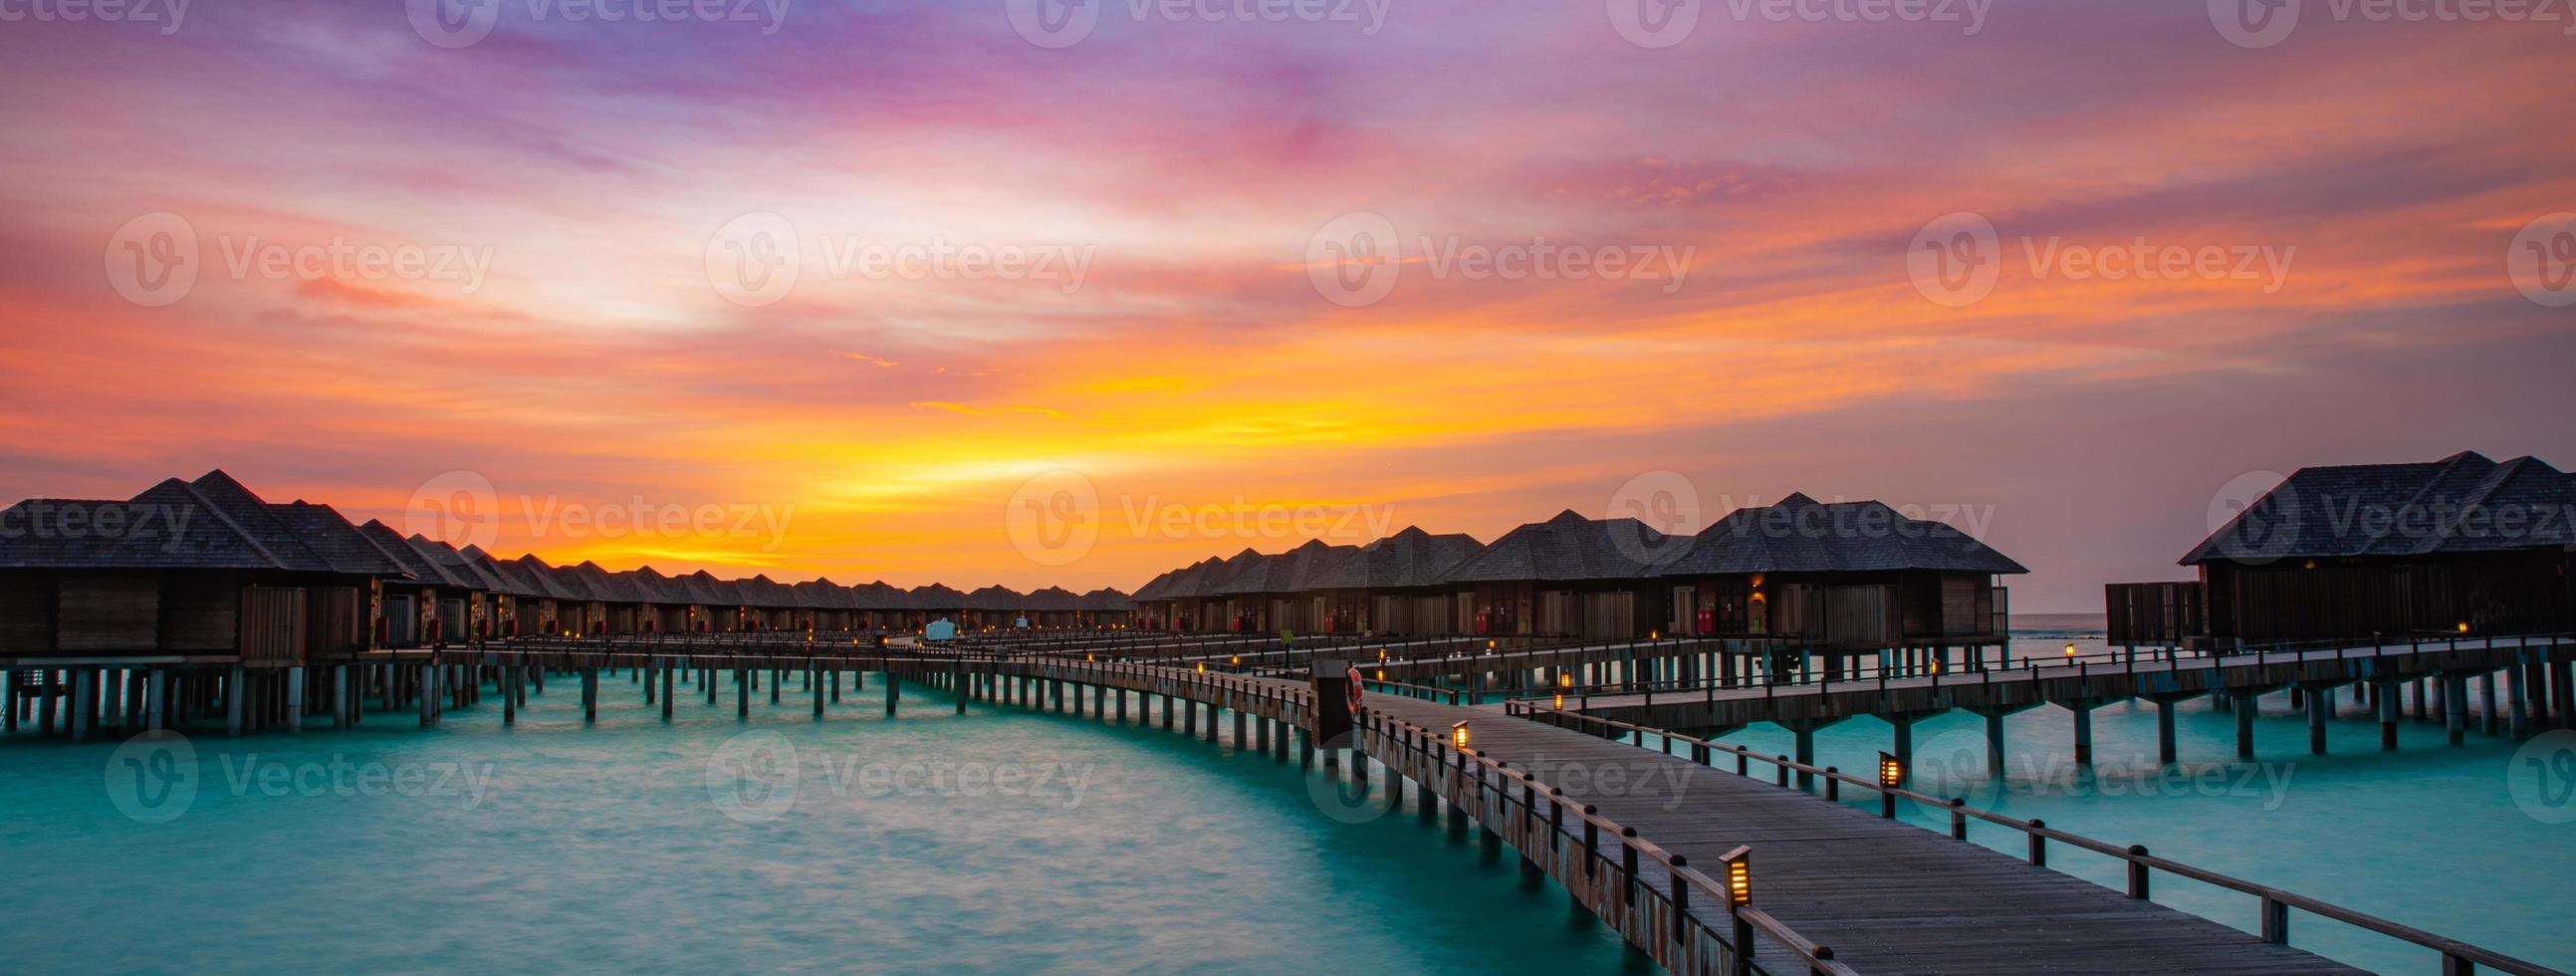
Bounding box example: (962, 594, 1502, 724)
(1, 0, 2570, 611)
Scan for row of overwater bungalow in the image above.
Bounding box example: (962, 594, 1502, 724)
(1129, 494, 2029, 658)
(0, 471, 1133, 669)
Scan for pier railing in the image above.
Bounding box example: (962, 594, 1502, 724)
(1356, 707, 1855, 976)
(1508, 702, 2564, 976)
(1507, 632, 2574, 710)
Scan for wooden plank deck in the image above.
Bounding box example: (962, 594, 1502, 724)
(1352, 689, 2362, 975)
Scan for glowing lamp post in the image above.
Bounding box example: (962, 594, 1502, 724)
(1450, 720, 1471, 753)
(1722, 845, 1752, 907)
(1878, 751, 1903, 818)
(1717, 843, 1756, 974)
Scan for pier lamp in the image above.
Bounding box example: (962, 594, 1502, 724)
(1378, 648, 1388, 661)
(1721, 846, 1753, 908)
(1450, 720, 1471, 752)
(2458, 621, 2471, 634)
(1230, 654, 1240, 667)
(1375, 668, 1385, 681)
(2064, 643, 2078, 659)
(1196, 661, 1206, 674)
(1487, 639, 1497, 652)
(1553, 691, 1564, 710)
(1650, 629, 1660, 642)
(1085, 653, 1094, 662)
(1877, 752, 1903, 818)
(1559, 672, 1574, 689)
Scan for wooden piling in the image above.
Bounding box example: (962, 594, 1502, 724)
(2446, 674, 2466, 745)
(2071, 705, 2094, 767)
(2234, 692, 2255, 759)
(2154, 698, 2178, 764)
(2378, 679, 2400, 750)
(227, 666, 245, 736)
(2306, 688, 2327, 755)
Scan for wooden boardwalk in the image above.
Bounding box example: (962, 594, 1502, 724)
(1557, 636, 2573, 758)
(1350, 688, 2361, 975)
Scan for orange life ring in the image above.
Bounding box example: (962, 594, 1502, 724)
(1345, 665, 1363, 714)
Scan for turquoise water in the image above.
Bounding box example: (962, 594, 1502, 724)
(1694, 634, 2576, 973)
(0, 673, 1644, 974)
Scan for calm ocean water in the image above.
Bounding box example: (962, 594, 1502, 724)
(8, 632, 2571, 974)
(0, 675, 1644, 975)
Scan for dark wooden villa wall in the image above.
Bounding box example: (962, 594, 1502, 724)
(2106, 581, 2206, 646)
(2207, 551, 2573, 645)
